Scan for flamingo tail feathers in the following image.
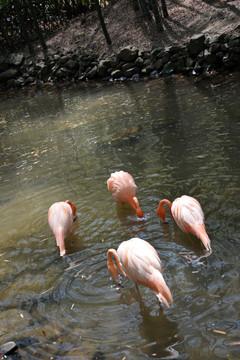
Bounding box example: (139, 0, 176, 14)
(153, 269, 173, 308)
(187, 223, 211, 251)
(56, 231, 66, 257)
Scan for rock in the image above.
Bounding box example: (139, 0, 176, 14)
(110, 54, 120, 68)
(56, 67, 71, 78)
(160, 61, 176, 75)
(150, 70, 159, 79)
(188, 34, 206, 55)
(98, 59, 111, 77)
(0, 341, 18, 356)
(87, 65, 98, 79)
(118, 45, 139, 62)
(154, 58, 163, 70)
(65, 60, 78, 69)
(122, 62, 135, 72)
(167, 44, 181, 54)
(135, 57, 144, 67)
(204, 49, 219, 65)
(209, 43, 221, 54)
(111, 69, 124, 78)
(0, 68, 19, 82)
(221, 43, 230, 52)
(123, 66, 140, 77)
(229, 47, 240, 63)
(8, 53, 24, 66)
(132, 73, 140, 81)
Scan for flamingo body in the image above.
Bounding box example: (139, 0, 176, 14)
(157, 195, 211, 251)
(48, 200, 77, 257)
(107, 238, 173, 307)
(107, 171, 143, 217)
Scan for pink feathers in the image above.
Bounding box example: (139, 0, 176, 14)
(157, 195, 211, 251)
(107, 238, 173, 308)
(48, 200, 77, 257)
(107, 171, 143, 218)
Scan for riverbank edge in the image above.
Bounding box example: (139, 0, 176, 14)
(0, 32, 240, 92)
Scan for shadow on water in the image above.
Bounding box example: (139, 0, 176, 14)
(138, 312, 182, 359)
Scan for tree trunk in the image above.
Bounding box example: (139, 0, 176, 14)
(14, 1, 35, 55)
(138, 0, 152, 20)
(152, 0, 163, 31)
(160, 0, 168, 18)
(26, 0, 48, 57)
(132, 0, 140, 12)
(95, 0, 111, 45)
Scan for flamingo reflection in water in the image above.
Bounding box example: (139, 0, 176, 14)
(107, 171, 143, 218)
(48, 200, 77, 257)
(107, 238, 173, 309)
(157, 195, 211, 253)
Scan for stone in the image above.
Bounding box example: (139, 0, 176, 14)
(150, 70, 159, 79)
(98, 59, 111, 77)
(0, 341, 18, 356)
(188, 34, 206, 55)
(122, 62, 135, 72)
(118, 45, 139, 62)
(160, 61, 176, 75)
(154, 58, 163, 70)
(87, 65, 98, 79)
(123, 67, 140, 77)
(167, 44, 181, 54)
(8, 53, 24, 66)
(209, 43, 221, 54)
(135, 57, 144, 67)
(65, 60, 78, 69)
(56, 67, 71, 78)
(111, 69, 124, 78)
(0, 68, 19, 82)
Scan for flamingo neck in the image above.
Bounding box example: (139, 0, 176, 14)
(65, 200, 77, 220)
(132, 196, 143, 218)
(157, 199, 173, 221)
(107, 249, 127, 279)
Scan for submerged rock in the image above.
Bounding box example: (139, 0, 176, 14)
(0, 341, 18, 356)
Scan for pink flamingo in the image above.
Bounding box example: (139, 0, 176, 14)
(107, 237, 173, 308)
(48, 200, 77, 257)
(107, 171, 143, 218)
(157, 195, 211, 251)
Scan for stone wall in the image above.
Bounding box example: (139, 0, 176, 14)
(0, 33, 240, 90)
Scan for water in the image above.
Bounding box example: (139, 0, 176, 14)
(0, 73, 240, 359)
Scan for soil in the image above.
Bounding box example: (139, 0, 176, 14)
(44, 0, 240, 57)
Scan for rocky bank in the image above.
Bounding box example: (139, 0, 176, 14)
(0, 32, 240, 91)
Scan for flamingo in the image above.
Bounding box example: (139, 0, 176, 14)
(157, 195, 211, 251)
(107, 237, 173, 308)
(107, 171, 143, 218)
(48, 200, 77, 257)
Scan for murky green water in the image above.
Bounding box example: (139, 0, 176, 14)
(0, 73, 240, 359)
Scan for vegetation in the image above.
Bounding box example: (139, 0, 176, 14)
(0, 0, 168, 57)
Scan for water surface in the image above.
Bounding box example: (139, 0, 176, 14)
(0, 73, 240, 359)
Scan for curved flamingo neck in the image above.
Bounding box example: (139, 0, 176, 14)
(107, 249, 127, 279)
(65, 200, 77, 219)
(157, 199, 173, 221)
(132, 197, 143, 218)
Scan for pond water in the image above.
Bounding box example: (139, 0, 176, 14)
(0, 72, 240, 360)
